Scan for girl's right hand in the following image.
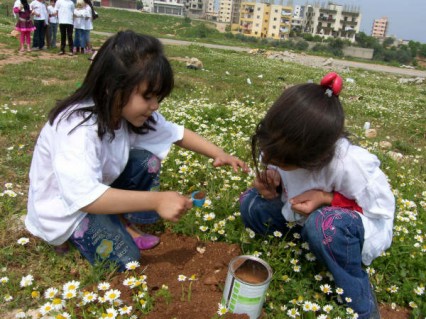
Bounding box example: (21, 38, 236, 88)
(253, 169, 282, 200)
(155, 192, 193, 222)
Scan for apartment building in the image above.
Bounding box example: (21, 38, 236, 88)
(238, 1, 292, 40)
(371, 16, 388, 39)
(303, 2, 361, 42)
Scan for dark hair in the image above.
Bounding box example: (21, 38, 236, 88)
(21, 0, 30, 11)
(83, 0, 97, 19)
(252, 83, 345, 175)
(48, 30, 174, 140)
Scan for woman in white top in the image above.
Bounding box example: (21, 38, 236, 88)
(83, 0, 96, 53)
(239, 73, 394, 319)
(26, 31, 248, 272)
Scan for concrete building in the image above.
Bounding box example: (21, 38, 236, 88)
(152, 0, 185, 15)
(303, 2, 361, 42)
(238, 1, 292, 40)
(371, 16, 388, 39)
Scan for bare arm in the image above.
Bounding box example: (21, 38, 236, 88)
(289, 190, 333, 217)
(174, 128, 249, 172)
(82, 188, 193, 222)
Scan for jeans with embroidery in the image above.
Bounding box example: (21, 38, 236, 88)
(240, 187, 377, 319)
(69, 149, 161, 272)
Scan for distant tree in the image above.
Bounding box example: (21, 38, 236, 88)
(382, 37, 394, 48)
(419, 44, 426, 57)
(408, 40, 421, 57)
(355, 32, 379, 48)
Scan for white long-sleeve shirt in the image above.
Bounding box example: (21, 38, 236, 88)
(26, 100, 184, 245)
(277, 138, 395, 265)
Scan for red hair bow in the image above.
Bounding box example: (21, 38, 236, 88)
(320, 72, 343, 96)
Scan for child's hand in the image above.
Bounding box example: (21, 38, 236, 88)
(253, 169, 281, 199)
(212, 152, 249, 173)
(290, 190, 333, 216)
(155, 192, 193, 222)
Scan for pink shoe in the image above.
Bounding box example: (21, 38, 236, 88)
(133, 233, 160, 250)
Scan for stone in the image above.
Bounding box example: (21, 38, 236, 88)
(365, 129, 377, 138)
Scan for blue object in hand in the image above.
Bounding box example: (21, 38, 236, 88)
(191, 191, 206, 207)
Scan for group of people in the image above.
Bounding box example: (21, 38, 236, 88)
(25, 31, 394, 319)
(13, 0, 97, 54)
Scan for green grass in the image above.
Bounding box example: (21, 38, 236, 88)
(0, 6, 425, 319)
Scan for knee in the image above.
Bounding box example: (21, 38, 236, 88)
(116, 245, 141, 272)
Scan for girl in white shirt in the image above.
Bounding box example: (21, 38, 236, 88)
(26, 30, 248, 272)
(240, 73, 394, 319)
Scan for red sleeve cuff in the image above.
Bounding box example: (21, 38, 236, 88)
(331, 192, 363, 214)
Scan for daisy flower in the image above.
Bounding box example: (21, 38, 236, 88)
(56, 312, 71, 319)
(63, 280, 80, 291)
(104, 307, 118, 318)
(217, 303, 228, 316)
(273, 230, 282, 238)
(199, 226, 208, 232)
(104, 289, 121, 302)
(119, 305, 132, 315)
(98, 282, 111, 291)
(0, 276, 9, 284)
(125, 261, 140, 271)
(4, 294, 13, 302)
(62, 289, 77, 300)
(413, 286, 424, 295)
(39, 302, 53, 315)
(178, 274, 187, 282)
(336, 287, 344, 295)
(82, 292, 97, 304)
(44, 287, 59, 299)
(14, 311, 26, 318)
(323, 304, 333, 313)
(287, 308, 299, 318)
(20, 274, 34, 287)
(320, 284, 332, 295)
(52, 298, 66, 310)
(17, 237, 29, 245)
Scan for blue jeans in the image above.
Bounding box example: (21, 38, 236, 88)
(69, 149, 161, 272)
(74, 28, 85, 49)
(240, 188, 376, 319)
(49, 23, 58, 48)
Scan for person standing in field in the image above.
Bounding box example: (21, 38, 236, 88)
(83, 0, 96, 54)
(47, 0, 58, 48)
(26, 30, 249, 272)
(55, 0, 74, 55)
(30, 0, 48, 50)
(240, 73, 394, 319)
(13, 0, 36, 52)
(72, 0, 87, 53)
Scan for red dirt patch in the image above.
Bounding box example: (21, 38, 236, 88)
(108, 230, 410, 319)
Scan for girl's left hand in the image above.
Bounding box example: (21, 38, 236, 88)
(289, 190, 333, 217)
(212, 152, 249, 173)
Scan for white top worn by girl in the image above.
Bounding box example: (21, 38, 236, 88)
(26, 101, 184, 246)
(73, 6, 87, 29)
(277, 138, 395, 265)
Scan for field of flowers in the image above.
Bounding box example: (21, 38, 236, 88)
(0, 27, 425, 319)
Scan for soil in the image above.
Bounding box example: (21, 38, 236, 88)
(113, 229, 249, 319)
(108, 230, 410, 319)
(193, 191, 206, 199)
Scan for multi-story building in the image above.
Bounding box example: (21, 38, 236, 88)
(371, 16, 388, 39)
(238, 1, 292, 40)
(218, 0, 233, 22)
(291, 4, 304, 31)
(303, 2, 361, 42)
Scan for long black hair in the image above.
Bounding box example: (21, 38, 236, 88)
(48, 30, 174, 140)
(21, 0, 30, 12)
(252, 83, 345, 176)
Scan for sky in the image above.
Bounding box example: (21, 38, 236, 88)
(292, 0, 426, 43)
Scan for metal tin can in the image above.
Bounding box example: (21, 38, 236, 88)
(221, 255, 273, 319)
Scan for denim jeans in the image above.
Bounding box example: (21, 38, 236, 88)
(74, 28, 86, 49)
(69, 149, 161, 272)
(49, 23, 58, 48)
(240, 187, 377, 319)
